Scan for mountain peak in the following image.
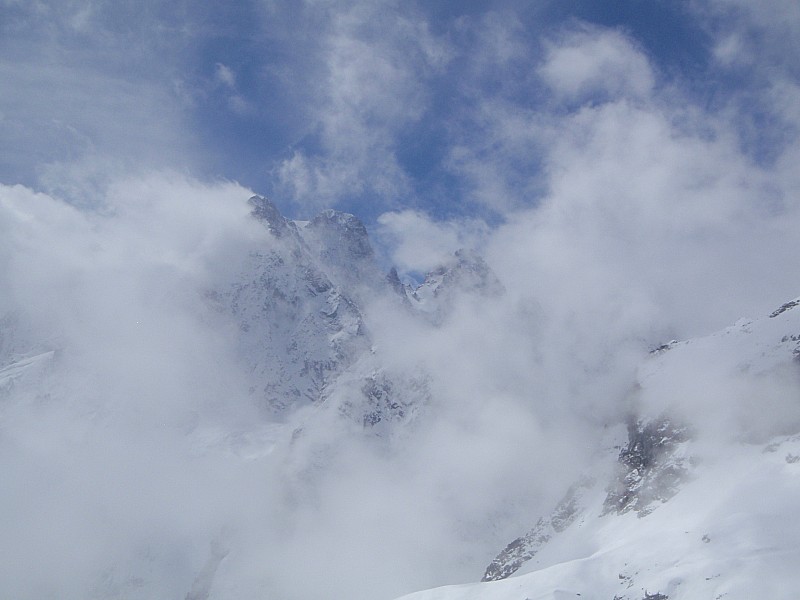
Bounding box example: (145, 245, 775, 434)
(307, 208, 374, 261)
(248, 195, 293, 238)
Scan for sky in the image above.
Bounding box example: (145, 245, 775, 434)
(2, 1, 798, 222)
(3, 1, 800, 599)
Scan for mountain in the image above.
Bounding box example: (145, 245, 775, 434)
(394, 297, 800, 600)
(206, 195, 505, 435)
(2, 192, 800, 600)
(208, 196, 373, 414)
(187, 199, 800, 599)
(402, 249, 504, 324)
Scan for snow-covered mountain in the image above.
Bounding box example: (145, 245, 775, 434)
(203, 195, 508, 442)
(396, 297, 800, 600)
(2, 191, 800, 600)
(208, 195, 374, 414)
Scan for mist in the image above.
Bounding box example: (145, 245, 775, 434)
(0, 171, 625, 599)
(3, 2, 800, 599)
(3, 138, 799, 599)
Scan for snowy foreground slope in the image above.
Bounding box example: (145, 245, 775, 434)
(396, 300, 800, 600)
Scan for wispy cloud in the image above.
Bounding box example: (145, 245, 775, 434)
(273, 1, 450, 212)
(0, 1, 199, 204)
(539, 26, 655, 103)
(376, 209, 489, 274)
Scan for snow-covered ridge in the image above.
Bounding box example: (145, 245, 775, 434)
(395, 298, 800, 600)
(217, 195, 503, 417)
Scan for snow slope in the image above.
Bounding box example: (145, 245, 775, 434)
(395, 299, 800, 600)
(397, 435, 800, 600)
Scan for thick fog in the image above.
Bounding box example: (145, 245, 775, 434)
(3, 2, 800, 600)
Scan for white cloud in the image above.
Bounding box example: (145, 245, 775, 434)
(489, 107, 799, 340)
(214, 62, 237, 88)
(0, 170, 602, 600)
(712, 32, 745, 66)
(0, 2, 198, 204)
(425, 13, 546, 214)
(376, 209, 489, 274)
(274, 1, 451, 210)
(0, 174, 278, 599)
(211, 63, 257, 116)
(695, 0, 800, 168)
(539, 26, 655, 103)
(704, 0, 800, 66)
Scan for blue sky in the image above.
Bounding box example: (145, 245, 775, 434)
(3, 0, 800, 322)
(4, 0, 795, 220)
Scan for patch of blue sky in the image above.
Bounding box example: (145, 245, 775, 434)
(551, 0, 713, 75)
(1, 0, 797, 228)
(184, 1, 722, 223)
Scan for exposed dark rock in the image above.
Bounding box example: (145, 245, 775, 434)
(331, 368, 430, 435)
(300, 209, 380, 288)
(408, 249, 505, 324)
(248, 195, 295, 239)
(649, 341, 677, 355)
(361, 374, 400, 427)
(482, 518, 551, 582)
(603, 416, 690, 517)
(426, 249, 504, 299)
(770, 299, 800, 318)
(613, 593, 668, 600)
(482, 477, 595, 581)
(308, 209, 374, 260)
(386, 267, 407, 298)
